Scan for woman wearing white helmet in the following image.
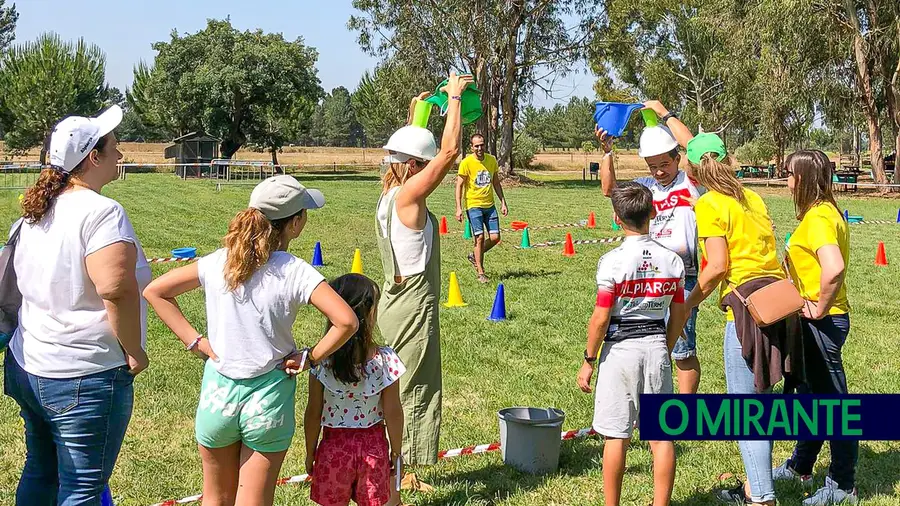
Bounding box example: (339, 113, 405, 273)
(375, 72, 473, 471)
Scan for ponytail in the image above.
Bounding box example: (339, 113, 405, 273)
(381, 162, 410, 193)
(222, 208, 295, 290)
(22, 132, 110, 224)
(21, 169, 70, 224)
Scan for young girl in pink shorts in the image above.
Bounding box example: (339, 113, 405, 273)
(305, 274, 405, 506)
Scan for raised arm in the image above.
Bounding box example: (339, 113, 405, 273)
(643, 101, 694, 150)
(396, 72, 474, 208)
(595, 127, 617, 197)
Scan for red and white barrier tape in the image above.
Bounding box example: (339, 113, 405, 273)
(518, 236, 625, 249)
(147, 257, 196, 263)
(150, 427, 596, 506)
(850, 220, 897, 225)
(452, 222, 587, 235)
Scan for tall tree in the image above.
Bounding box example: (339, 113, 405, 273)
(0, 33, 108, 153)
(128, 19, 322, 158)
(351, 60, 435, 147)
(0, 0, 17, 54)
(349, 0, 601, 172)
(321, 87, 363, 147)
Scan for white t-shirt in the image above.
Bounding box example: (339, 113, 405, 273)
(197, 248, 326, 380)
(11, 190, 151, 379)
(635, 171, 700, 276)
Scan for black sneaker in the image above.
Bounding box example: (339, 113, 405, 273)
(717, 480, 751, 504)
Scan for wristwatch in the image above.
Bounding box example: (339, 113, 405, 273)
(661, 111, 678, 123)
(584, 349, 597, 364)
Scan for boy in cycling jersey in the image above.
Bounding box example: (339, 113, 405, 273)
(576, 182, 687, 506)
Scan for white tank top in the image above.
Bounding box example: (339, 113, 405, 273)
(377, 187, 434, 277)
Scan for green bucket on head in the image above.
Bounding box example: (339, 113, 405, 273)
(424, 79, 482, 125)
(411, 99, 433, 128)
(641, 109, 659, 127)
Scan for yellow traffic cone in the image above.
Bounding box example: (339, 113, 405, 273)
(350, 248, 364, 274)
(444, 271, 468, 307)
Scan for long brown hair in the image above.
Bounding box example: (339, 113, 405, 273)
(222, 208, 302, 290)
(786, 150, 839, 220)
(690, 152, 748, 207)
(325, 273, 381, 384)
(21, 133, 110, 224)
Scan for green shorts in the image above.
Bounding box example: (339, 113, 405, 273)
(195, 360, 297, 453)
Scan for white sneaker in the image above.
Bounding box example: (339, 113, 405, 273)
(773, 459, 812, 487)
(802, 476, 858, 505)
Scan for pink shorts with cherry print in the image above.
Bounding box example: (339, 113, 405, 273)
(310, 424, 390, 506)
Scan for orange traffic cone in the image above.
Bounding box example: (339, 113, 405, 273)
(875, 241, 888, 266)
(562, 232, 576, 257)
(439, 216, 449, 235)
(587, 212, 596, 229)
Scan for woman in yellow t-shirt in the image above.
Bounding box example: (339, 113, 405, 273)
(682, 133, 781, 506)
(772, 150, 858, 503)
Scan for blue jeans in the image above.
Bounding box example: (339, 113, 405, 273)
(3, 352, 134, 506)
(670, 275, 698, 360)
(789, 314, 857, 489)
(724, 321, 776, 503)
(467, 206, 500, 237)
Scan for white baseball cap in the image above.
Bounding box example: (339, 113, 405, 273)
(249, 175, 325, 220)
(48, 105, 124, 172)
(638, 125, 679, 158)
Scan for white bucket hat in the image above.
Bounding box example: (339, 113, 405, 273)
(48, 105, 124, 172)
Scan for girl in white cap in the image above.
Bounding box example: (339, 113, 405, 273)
(375, 72, 472, 476)
(4, 105, 151, 505)
(143, 175, 358, 506)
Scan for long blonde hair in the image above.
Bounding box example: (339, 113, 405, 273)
(222, 208, 300, 290)
(691, 153, 748, 207)
(381, 162, 411, 193)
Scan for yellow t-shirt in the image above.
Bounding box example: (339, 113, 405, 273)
(695, 188, 784, 319)
(458, 154, 498, 209)
(786, 202, 850, 315)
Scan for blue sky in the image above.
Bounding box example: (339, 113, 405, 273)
(14, 0, 594, 107)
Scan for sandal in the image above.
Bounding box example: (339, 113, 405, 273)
(467, 253, 478, 272)
(477, 273, 489, 284)
(716, 479, 751, 504)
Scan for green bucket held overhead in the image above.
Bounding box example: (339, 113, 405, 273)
(425, 79, 483, 125)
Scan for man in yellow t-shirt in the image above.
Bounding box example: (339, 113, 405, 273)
(455, 134, 508, 283)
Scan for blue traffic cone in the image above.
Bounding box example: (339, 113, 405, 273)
(844, 209, 849, 221)
(487, 283, 507, 322)
(101, 485, 114, 506)
(311, 242, 324, 267)
(896, 208, 899, 223)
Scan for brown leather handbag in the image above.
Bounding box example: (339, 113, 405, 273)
(727, 278, 804, 327)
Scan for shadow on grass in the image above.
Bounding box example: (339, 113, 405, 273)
(499, 269, 563, 280)
(854, 445, 900, 500)
(539, 179, 603, 190)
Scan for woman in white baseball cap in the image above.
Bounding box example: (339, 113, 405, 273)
(144, 175, 358, 506)
(374, 71, 472, 474)
(4, 104, 153, 504)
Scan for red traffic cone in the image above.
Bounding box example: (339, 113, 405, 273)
(587, 211, 596, 229)
(562, 232, 576, 257)
(875, 241, 888, 266)
(439, 216, 449, 235)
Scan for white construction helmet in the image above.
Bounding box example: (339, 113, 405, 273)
(383, 126, 438, 163)
(638, 125, 679, 158)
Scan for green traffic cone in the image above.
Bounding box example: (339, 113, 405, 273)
(463, 218, 472, 239)
(520, 227, 531, 248)
(785, 232, 791, 249)
(611, 218, 621, 231)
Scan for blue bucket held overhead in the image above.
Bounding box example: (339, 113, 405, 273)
(593, 102, 643, 137)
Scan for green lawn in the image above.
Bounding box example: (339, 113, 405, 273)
(1, 173, 899, 506)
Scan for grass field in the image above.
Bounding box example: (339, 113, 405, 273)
(0, 172, 898, 506)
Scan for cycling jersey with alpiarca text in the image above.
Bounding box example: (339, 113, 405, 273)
(595, 235, 686, 341)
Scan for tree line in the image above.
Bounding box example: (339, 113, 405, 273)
(0, 1, 897, 183)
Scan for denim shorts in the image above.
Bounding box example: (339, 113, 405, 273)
(670, 275, 698, 360)
(195, 360, 297, 453)
(467, 206, 500, 236)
